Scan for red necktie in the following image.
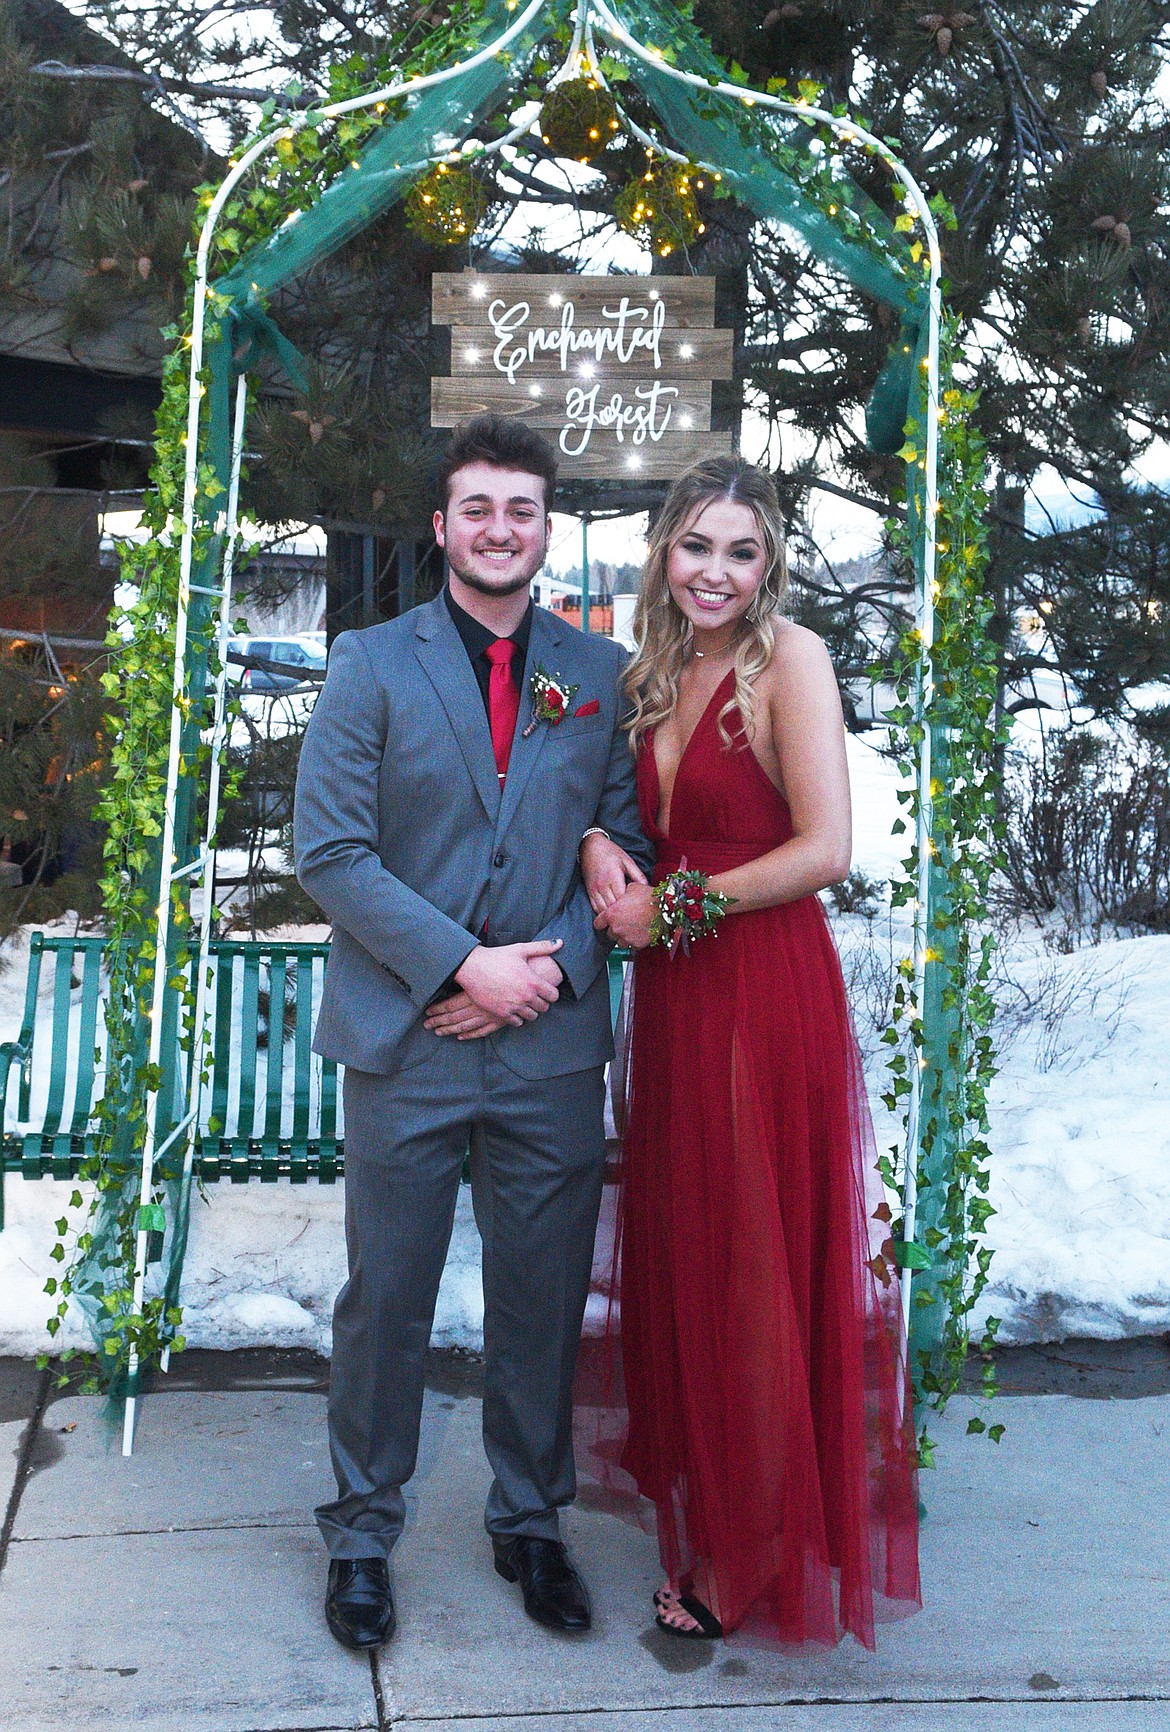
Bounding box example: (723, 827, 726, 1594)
(485, 638, 520, 784)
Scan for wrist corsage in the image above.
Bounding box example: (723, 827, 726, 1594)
(650, 859, 733, 956)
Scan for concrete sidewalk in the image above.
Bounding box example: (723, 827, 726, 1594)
(1, 1349, 1168, 1732)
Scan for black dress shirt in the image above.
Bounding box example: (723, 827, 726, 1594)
(444, 585, 533, 715)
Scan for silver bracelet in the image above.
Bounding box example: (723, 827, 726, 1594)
(580, 826, 610, 852)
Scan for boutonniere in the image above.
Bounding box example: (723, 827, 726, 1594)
(522, 662, 580, 737)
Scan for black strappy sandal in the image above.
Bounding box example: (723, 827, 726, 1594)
(653, 1586, 723, 1640)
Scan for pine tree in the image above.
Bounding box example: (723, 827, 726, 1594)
(689, 0, 1170, 728)
(0, 640, 108, 948)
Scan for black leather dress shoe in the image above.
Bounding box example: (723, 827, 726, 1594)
(492, 1535, 592, 1633)
(325, 1557, 396, 1649)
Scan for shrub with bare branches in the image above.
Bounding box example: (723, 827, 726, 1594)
(997, 733, 1170, 944)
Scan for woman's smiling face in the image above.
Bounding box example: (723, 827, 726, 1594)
(665, 495, 768, 639)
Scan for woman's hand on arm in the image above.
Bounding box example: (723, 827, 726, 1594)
(709, 626, 852, 914)
(593, 881, 656, 949)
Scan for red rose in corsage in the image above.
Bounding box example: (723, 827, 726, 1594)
(650, 857, 733, 956)
(522, 663, 581, 737)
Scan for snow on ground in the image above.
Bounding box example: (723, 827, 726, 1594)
(974, 932, 1170, 1342)
(2, 733, 1167, 1356)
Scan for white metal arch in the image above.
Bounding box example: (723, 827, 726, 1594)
(124, 0, 941, 1453)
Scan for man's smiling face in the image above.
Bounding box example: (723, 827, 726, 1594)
(433, 461, 551, 599)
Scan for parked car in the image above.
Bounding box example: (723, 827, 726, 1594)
(227, 635, 327, 693)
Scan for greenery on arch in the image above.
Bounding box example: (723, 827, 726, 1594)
(43, 0, 1001, 1462)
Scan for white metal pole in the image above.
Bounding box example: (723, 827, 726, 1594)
(899, 260, 942, 1336)
(156, 371, 250, 1384)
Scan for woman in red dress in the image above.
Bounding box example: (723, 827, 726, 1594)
(580, 456, 920, 1648)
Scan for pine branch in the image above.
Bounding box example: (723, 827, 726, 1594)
(796, 473, 904, 522)
(30, 60, 317, 107)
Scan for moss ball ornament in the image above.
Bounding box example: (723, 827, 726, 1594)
(404, 160, 490, 245)
(539, 76, 621, 163)
(614, 160, 706, 257)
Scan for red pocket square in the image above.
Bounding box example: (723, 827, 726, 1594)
(573, 699, 601, 718)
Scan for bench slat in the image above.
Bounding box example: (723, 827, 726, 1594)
(232, 952, 261, 1177)
(67, 946, 104, 1145)
(292, 953, 314, 1146)
(15, 933, 45, 1124)
(40, 945, 75, 1143)
(261, 953, 287, 1179)
(209, 951, 235, 1141)
(319, 1049, 338, 1180)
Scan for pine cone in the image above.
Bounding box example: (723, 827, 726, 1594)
(1089, 213, 1132, 246)
(291, 409, 337, 445)
(136, 256, 152, 280)
(1090, 68, 1108, 98)
(98, 257, 118, 273)
(1075, 317, 1092, 343)
(918, 11, 975, 52)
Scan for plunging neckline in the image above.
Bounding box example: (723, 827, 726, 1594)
(652, 669, 736, 839)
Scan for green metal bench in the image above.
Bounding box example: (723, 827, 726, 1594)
(1, 934, 339, 1204)
(2, 932, 630, 1218)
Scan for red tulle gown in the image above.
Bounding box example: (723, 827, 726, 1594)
(594, 670, 920, 1648)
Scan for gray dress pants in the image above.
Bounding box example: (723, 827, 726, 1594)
(315, 1038, 606, 1559)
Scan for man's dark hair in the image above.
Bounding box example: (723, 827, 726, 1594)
(437, 413, 558, 514)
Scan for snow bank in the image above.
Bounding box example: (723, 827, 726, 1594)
(974, 933, 1170, 1343)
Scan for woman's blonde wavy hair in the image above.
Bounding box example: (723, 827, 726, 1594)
(624, 454, 788, 754)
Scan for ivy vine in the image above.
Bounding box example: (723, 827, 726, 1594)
(880, 319, 1007, 1458)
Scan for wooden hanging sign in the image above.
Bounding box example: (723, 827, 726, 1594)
(431, 270, 734, 481)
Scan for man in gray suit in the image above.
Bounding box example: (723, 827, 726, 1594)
(294, 414, 651, 1649)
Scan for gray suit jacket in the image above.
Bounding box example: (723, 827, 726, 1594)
(293, 594, 653, 1079)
